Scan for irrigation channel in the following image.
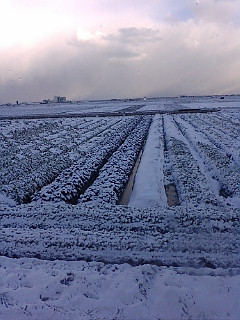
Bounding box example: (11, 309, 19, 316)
(118, 151, 143, 205)
(164, 184, 179, 206)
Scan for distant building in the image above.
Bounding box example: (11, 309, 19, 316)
(53, 96, 67, 103)
(41, 96, 68, 104)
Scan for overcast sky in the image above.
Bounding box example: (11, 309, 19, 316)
(0, 0, 240, 103)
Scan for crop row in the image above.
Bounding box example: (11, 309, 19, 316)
(173, 115, 240, 204)
(129, 113, 238, 209)
(0, 118, 101, 184)
(1, 112, 239, 208)
(33, 117, 143, 203)
(79, 116, 152, 205)
(179, 113, 240, 163)
(197, 142, 240, 198)
(0, 118, 95, 162)
(163, 116, 220, 207)
(1, 202, 238, 232)
(0, 117, 128, 203)
(0, 202, 239, 268)
(198, 112, 239, 140)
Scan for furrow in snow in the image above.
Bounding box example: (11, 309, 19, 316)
(129, 114, 167, 208)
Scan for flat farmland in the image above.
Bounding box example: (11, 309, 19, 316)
(0, 97, 239, 266)
(0, 97, 240, 319)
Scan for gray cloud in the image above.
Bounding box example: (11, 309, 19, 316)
(101, 27, 162, 60)
(0, 35, 141, 102)
(69, 35, 141, 60)
(104, 27, 161, 44)
(1, 5, 240, 104)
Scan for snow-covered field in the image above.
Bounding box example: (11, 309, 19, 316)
(0, 96, 239, 319)
(0, 256, 239, 320)
(1, 95, 239, 119)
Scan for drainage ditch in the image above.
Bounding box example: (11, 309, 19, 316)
(118, 151, 143, 205)
(164, 183, 179, 206)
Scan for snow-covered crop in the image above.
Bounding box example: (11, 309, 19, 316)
(0, 117, 128, 203)
(173, 113, 240, 206)
(32, 116, 143, 203)
(0, 201, 239, 268)
(79, 117, 152, 205)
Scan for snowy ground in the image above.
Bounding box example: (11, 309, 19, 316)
(0, 256, 239, 320)
(0, 96, 239, 319)
(1, 95, 239, 119)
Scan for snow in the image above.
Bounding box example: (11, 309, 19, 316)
(0, 100, 146, 118)
(0, 256, 240, 320)
(1, 202, 239, 267)
(79, 117, 151, 205)
(129, 114, 167, 207)
(0, 95, 240, 319)
(1, 95, 239, 119)
(0, 193, 16, 206)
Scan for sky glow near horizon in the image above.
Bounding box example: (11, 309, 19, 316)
(0, 0, 240, 103)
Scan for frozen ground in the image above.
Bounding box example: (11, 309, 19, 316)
(0, 95, 239, 319)
(0, 256, 239, 320)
